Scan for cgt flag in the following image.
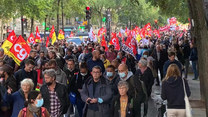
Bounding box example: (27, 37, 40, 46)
(109, 33, 120, 50)
(58, 29, 65, 40)
(27, 33, 36, 44)
(1, 30, 17, 55)
(101, 35, 108, 51)
(8, 35, 31, 66)
(50, 25, 56, 45)
(35, 26, 41, 43)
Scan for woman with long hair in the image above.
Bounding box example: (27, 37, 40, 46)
(18, 90, 50, 117)
(161, 64, 191, 117)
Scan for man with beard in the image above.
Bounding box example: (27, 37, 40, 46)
(40, 69, 69, 117)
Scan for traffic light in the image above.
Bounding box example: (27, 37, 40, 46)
(86, 6, 91, 19)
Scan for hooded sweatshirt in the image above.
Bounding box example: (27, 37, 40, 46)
(161, 77, 191, 109)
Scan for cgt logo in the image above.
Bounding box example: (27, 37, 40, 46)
(14, 44, 28, 60)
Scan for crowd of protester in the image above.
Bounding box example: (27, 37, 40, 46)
(0, 30, 196, 117)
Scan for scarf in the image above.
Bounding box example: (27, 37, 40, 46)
(28, 104, 40, 115)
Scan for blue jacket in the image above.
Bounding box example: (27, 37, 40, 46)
(161, 77, 191, 109)
(3, 89, 25, 117)
(87, 58, 105, 73)
(163, 60, 182, 77)
(190, 47, 198, 61)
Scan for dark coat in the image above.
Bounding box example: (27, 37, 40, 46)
(163, 60, 182, 77)
(80, 77, 112, 117)
(135, 67, 154, 97)
(14, 69, 37, 89)
(63, 67, 79, 83)
(19, 56, 36, 69)
(40, 82, 70, 115)
(182, 43, 191, 59)
(3, 89, 26, 117)
(110, 95, 138, 117)
(161, 77, 191, 109)
(87, 58, 105, 73)
(70, 72, 91, 98)
(190, 47, 198, 61)
(152, 49, 168, 69)
(105, 73, 120, 96)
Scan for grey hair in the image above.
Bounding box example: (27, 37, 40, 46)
(117, 80, 129, 90)
(139, 59, 148, 67)
(43, 69, 56, 79)
(21, 78, 34, 91)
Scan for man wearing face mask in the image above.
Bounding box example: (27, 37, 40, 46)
(118, 64, 146, 117)
(105, 65, 120, 96)
(70, 62, 91, 117)
(47, 59, 67, 86)
(40, 69, 70, 117)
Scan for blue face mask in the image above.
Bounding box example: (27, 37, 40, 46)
(143, 55, 148, 58)
(36, 98, 44, 108)
(117, 55, 120, 59)
(106, 72, 113, 77)
(119, 72, 126, 78)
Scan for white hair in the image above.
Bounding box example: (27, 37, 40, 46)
(20, 78, 34, 91)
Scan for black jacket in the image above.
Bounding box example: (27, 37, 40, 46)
(161, 77, 191, 109)
(183, 43, 191, 59)
(14, 69, 37, 89)
(135, 67, 154, 97)
(40, 83, 70, 115)
(70, 72, 91, 98)
(63, 67, 79, 86)
(20, 56, 36, 69)
(110, 95, 137, 117)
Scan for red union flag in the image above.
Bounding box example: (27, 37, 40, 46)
(159, 25, 170, 32)
(1, 30, 17, 54)
(27, 33, 36, 44)
(35, 26, 41, 43)
(8, 36, 31, 66)
(109, 33, 120, 50)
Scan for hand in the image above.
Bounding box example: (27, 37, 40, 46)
(90, 98, 98, 104)
(7, 86, 12, 94)
(86, 98, 92, 104)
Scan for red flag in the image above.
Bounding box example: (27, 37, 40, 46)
(7, 30, 17, 43)
(159, 25, 170, 32)
(101, 35, 108, 51)
(46, 36, 49, 47)
(27, 33, 36, 44)
(109, 33, 120, 50)
(122, 34, 137, 59)
(49, 25, 55, 38)
(144, 23, 151, 31)
(8, 35, 31, 66)
(70, 31, 74, 37)
(35, 26, 41, 43)
(1, 30, 17, 54)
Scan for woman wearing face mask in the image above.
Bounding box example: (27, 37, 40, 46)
(18, 90, 50, 117)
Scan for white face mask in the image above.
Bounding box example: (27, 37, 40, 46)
(81, 72, 87, 76)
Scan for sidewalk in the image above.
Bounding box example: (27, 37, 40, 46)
(150, 73, 206, 117)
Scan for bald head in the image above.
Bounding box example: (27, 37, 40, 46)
(118, 64, 128, 79)
(118, 64, 128, 72)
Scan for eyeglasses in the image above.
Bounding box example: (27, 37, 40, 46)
(92, 71, 101, 74)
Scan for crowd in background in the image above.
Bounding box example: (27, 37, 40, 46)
(0, 30, 197, 117)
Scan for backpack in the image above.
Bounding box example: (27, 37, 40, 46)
(22, 107, 46, 117)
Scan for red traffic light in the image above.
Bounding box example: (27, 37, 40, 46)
(86, 6, 90, 11)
